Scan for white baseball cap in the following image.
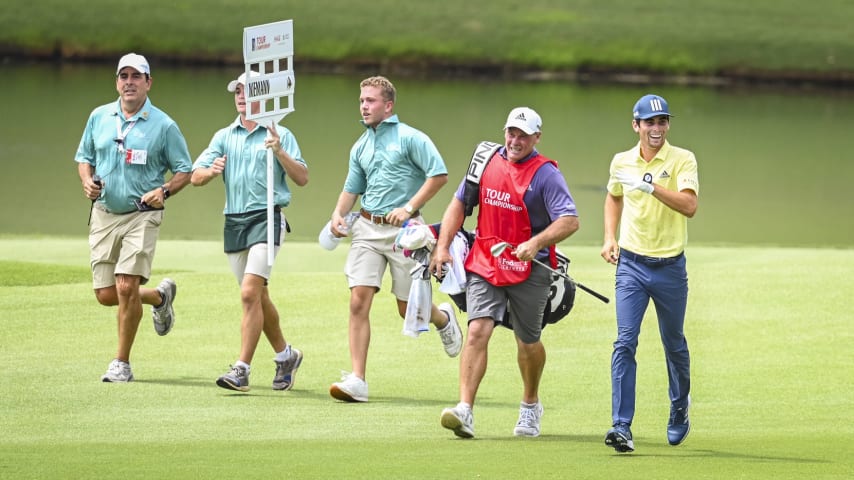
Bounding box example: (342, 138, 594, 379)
(116, 53, 150, 75)
(503, 107, 542, 134)
(227, 70, 261, 92)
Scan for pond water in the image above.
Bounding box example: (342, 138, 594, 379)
(1, 63, 851, 248)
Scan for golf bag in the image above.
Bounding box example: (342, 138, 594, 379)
(447, 246, 576, 330)
(398, 223, 576, 330)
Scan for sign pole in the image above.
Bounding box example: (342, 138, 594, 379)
(267, 124, 275, 265)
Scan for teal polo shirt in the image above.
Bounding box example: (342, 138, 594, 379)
(344, 114, 447, 214)
(75, 97, 192, 213)
(193, 117, 306, 214)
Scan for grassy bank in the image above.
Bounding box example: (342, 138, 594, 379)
(0, 238, 852, 478)
(1, 0, 852, 86)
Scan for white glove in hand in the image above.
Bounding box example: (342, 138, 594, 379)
(615, 172, 654, 194)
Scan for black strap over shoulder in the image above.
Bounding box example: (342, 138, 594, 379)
(462, 141, 501, 216)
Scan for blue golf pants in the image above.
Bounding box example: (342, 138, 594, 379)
(611, 250, 690, 426)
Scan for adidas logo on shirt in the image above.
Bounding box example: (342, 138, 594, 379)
(660, 170, 671, 179)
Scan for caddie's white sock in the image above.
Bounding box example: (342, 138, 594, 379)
(235, 360, 250, 371)
(521, 401, 538, 409)
(275, 345, 291, 362)
(458, 402, 472, 411)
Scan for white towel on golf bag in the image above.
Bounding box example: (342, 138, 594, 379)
(438, 231, 469, 295)
(395, 221, 435, 251)
(403, 277, 432, 338)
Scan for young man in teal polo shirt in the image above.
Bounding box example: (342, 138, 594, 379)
(600, 94, 699, 452)
(325, 76, 462, 402)
(75, 53, 192, 382)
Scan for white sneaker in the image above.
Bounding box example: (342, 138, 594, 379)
(101, 359, 134, 382)
(441, 402, 475, 438)
(152, 278, 176, 336)
(437, 303, 462, 357)
(329, 372, 368, 402)
(513, 401, 544, 437)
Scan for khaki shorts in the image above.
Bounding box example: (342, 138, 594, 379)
(226, 216, 287, 284)
(89, 207, 163, 288)
(466, 263, 551, 344)
(345, 215, 421, 300)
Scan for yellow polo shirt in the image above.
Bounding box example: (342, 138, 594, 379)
(607, 140, 699, 257)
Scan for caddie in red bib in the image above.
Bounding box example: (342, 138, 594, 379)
(430, 106, 580, 440)
(465, 151, 555, 286)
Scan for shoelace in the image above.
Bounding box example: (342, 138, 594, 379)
(670, 408, 687, 424)
(107, 361, 129, 379)
(278, 352, 298, 371)
(517, 406, 539, 426)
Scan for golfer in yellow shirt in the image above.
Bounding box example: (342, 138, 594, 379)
(600, 94, 699, 453)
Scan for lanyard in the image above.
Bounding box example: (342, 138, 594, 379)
(114, 115, 137, 153)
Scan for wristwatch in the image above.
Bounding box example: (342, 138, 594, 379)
(404, 203, 414, 214)
(161, 185, 170, 199)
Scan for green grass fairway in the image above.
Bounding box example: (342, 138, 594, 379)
(0, 238, 851, 479)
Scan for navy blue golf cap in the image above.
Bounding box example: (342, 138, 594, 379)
(633, 94, 673, 119)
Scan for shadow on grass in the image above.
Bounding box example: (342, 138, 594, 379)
(595, 444, 828, 464)
(443, 433, 596, 443)
(669, 448, 828, 464)
(133, 376, 216, 388)
(339, 395, 516, 408)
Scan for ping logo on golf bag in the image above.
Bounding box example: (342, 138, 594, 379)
(463, 141, 502, 216)
(466, 141, 501, 184)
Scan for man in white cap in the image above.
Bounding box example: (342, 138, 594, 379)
(75, 53, 192, 382)
(430, 106, 579, 438)
(191, 71, 308, 392)
(601, 94, 699, 453)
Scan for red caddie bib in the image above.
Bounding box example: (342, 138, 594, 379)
(465, 152, 554, 286)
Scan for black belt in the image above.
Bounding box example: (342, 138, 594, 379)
(93, 202, 136, 215)
(359, 208, 420, 225)
(620, 249, 684, 267)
